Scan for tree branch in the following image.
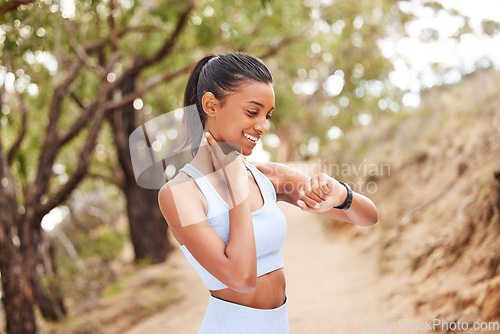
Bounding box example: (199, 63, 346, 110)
(65, 20, 106, 77)
(258, 23, 313, 59)
(27, 58, 83, 208)
(0, 98, 21, 229)
(37, 58, 183, 216)
(86, 172, 123, 189)
(58, 62, 190, 192)
(107, 108, 136, 182)
(57, 101, 93, 148)
(102, 64, 191, 112)
(145, 0, 196, 66)
(33, 1, 195, 217)
(69, 92, 85, 110)
(84, 25, 159, 55)
(108, 0, 118, 52)
(7, 93, 28, 165)
(248, 16, 268, 37)
(114, 0, 196, 87)
(0, 0, 35, 16)
(37, 105, 108, 218)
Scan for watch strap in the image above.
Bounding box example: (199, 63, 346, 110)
(334, 181, 352, 210)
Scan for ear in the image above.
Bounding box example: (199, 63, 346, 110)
(201, 92, 218, 118)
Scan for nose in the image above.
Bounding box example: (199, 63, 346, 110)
(254, 116, 269, 135)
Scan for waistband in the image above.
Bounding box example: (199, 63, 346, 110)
(209, 294, 288, 314)
(199, 294, 289, 333)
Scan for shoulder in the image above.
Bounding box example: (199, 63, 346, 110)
(158, 170, 191, 199)
(158, 170, 208, 227)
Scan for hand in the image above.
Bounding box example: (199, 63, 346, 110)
(204, 132, 248, 206)
(297, 173, 348, 213)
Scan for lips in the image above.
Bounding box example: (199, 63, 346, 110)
(243, 132, 259, 145)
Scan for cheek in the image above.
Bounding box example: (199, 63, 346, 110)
(221, 112, 248, 129)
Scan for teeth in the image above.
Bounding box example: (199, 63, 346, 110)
(244, 132, 258, 142)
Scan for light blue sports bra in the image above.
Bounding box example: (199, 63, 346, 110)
(178, 161, 287, 290)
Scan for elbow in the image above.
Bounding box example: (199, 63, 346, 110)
(232, 274, 257, 293)
(362, 200, 378, 226)
(352, 206, 378, 226)
(361, 209, 378, 226)
(366, 216, 378, 226)
(227, 271, 257, 293)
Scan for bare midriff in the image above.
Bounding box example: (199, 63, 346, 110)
(209, 268, 286, 309)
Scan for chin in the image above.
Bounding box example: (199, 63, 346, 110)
(241, 148, 253, 156)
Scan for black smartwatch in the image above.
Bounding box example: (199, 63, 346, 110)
(334, 181, 352, 210)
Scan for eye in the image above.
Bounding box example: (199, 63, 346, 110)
(266, 114, 272, 120)
(246, 110, 258, 116)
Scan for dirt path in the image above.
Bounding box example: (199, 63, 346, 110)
(126, 203, 406, 334)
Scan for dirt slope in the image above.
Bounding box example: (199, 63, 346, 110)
(324, 68, 500, 332)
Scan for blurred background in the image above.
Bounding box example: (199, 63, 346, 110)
(1, 0, 499, 333)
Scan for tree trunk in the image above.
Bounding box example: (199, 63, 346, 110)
(33, 231, 66, 321)
(0, 206, 36, 333)
(0, 134, 37, 333)
(125, 180, 171, 263)
(275, 129, 297, 162)
(108, 75, 172, 264)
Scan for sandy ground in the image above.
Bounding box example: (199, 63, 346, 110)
(125, 202, 410, 334)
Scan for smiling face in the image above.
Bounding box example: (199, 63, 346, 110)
(202, 81, 275, 156)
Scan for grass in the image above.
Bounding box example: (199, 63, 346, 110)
(41, 261, 182, 334)
(102, 281, 123, 298)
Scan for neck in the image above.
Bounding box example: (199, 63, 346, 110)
(191, 143, 213, 173)
(190, 140, 246, 173)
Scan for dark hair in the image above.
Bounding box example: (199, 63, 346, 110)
(181, 52, 273, 155)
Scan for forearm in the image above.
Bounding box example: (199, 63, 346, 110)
(224, 192, 257, 288)
(322, 192, 378, 226)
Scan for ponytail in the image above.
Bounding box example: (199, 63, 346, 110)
(182, 54, 217, 155)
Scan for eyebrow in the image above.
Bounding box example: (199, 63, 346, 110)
(247, 100, 275, 112)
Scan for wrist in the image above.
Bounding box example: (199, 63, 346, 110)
(334, 181, 352, 210)
(228, 181, 249, 207)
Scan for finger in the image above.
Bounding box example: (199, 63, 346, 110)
(304, 180, 323, 204)
(225, 148, 243, 164)
(205, 132, 224, 175)
(204, 133, 218, 171)
(318, 174, 331, 197)
(297, 198, 318, 213)
(205, 132, 226, 164)
(299, 185, 321, 209)
(311, 176, 326, 200)
(297, 199, 306, 210)
(205, 132, 226, 171)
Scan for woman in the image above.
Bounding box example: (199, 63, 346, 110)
(158, 52, 378, 333)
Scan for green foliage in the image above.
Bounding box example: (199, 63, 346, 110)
(1, 0, 414, 174)
(78, 225, 127, 259)
(102, 281, 123, 298)
(54, 223, 128, 308)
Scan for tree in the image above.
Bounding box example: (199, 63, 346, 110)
(0, 0, 315, 331)
(0, 0, 196, 331)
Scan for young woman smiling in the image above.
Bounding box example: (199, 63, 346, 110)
(158, 52, 378, 333)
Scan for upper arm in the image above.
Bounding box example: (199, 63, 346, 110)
(252, 161, 350, 222)
(251, 161, 309, 205)
(158, 179, 248, 290)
